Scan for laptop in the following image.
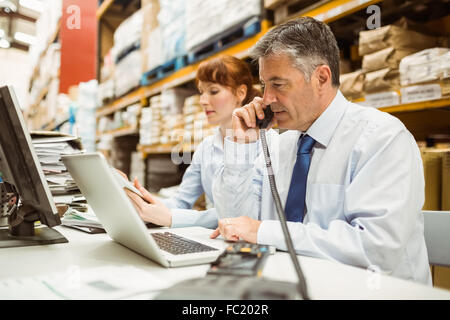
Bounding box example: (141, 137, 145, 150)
(61, 152, 223, 267)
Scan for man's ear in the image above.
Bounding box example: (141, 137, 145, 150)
(314, 65, 332, 92)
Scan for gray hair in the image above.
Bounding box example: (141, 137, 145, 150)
(250, 17, 340, 87)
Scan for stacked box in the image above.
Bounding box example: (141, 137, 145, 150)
(400, 48, 450, 86)
(359, 18, 440, 98)
(111, 9, 143, 63)
(146, 155, 183, 192)
(114, 50, 142, 98)
(110, 135, 140, 178)
(442, 151, 450, 211)
(139, 95, 166, 146)
(158, 0, 186, 62)
(185, 0, 262, 51)
(129, 152, 146, 187)
(182, 95, 216, 146)
(141, 0, 162, 73)
(75, 80, 98, 153)
(398, 48, 450, 104)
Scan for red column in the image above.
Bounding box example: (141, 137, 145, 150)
(59, 0, 98, 94)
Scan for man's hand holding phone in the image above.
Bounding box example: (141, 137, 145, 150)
(231, 97, 276, 144)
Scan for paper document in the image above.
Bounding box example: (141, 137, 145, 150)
(111, 168, 144, 198)
(0, 266, 170, 300)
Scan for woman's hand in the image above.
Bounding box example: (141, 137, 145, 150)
(124, 177, 172, 227)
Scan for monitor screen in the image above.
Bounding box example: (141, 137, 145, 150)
(0, 85, 61, 230)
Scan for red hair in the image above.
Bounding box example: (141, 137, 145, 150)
(195, 55, 260, 105)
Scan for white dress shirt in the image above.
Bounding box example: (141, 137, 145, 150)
(212, 90, 431, 285)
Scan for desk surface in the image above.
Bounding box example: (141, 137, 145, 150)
(0, 226, 449, 300)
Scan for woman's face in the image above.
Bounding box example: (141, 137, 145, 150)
(197, 81, 242, 126)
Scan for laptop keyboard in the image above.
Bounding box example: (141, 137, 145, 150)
(151, 232, 218, 255)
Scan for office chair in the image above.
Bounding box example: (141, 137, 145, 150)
(423, 210, 450, 267)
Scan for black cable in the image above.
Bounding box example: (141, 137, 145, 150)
(260, 129, 310, 300)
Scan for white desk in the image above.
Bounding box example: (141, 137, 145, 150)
(0, 225, 449, 300)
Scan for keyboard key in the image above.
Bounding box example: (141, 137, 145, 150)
(151, 232, 218, 255)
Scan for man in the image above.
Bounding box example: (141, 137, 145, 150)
(210, 17, 431, 284)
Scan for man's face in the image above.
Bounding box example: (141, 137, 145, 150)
(259, 53, 320, 131)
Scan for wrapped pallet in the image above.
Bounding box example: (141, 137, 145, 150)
(112, 9, 143, 62)
(158, 0, 186, 62)
(185, 0, 262, 51)
(399, 48, 450, 86)
(114, 50, 142, 97)
(141, 0, 162, 73)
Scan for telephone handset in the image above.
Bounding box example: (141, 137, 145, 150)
(256, 107, 274, 129)
(257, 105, 310, 300)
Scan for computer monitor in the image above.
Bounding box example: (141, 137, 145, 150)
(0, 85, 67, 248)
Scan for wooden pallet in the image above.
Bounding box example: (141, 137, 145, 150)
(140, 55, 188, 86)
(274, 0, 330, 24)
(186, 16, 262, 65)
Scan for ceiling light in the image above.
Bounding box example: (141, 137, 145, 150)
(14, 31, 35, 44)
(19, 0, 43, 13)
(0, 38, 11, 49)
(0, 0, 18, 12)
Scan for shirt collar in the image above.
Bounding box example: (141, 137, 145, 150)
(305, 90, 348, 148)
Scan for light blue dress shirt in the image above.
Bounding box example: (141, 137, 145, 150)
(213, 90, 432, 285)
(161, 127, 224, 229)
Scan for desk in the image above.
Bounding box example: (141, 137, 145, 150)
(0, 226, 449, 300)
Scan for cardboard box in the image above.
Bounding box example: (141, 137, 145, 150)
(433, 266, 450, 290)
(442, 151, 450, 211)
(364, 68, 400, 94)
(421, 149, 444, 211)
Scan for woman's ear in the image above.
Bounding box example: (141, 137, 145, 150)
(236, 84, 248, 106)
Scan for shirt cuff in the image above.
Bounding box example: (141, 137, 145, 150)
(257, 220, 304, 251)
(223, 136, 259, 167)
(257, 220, 283, 246)
(171, 208, 218, 229)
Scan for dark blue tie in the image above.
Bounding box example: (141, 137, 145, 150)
(285, 134, 315, 222)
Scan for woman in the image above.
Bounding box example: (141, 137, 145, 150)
(125, 55, 262, 228)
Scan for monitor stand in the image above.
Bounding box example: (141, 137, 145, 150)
(0, 204, 68, 248)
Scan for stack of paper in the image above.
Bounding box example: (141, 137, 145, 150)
(61, 206, 104, 233)
(31, 131, 84, 196)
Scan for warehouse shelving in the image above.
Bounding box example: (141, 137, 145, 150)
(95, 0, 399, 155)
(97, 125, 139, 139)
(379, 98, 450, 114)
(93, 0, 450, 159)
(96, 0, 116, 19)
(28, 19, 61, 93)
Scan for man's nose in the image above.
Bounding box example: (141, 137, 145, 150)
(262, 87, 276, 105)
